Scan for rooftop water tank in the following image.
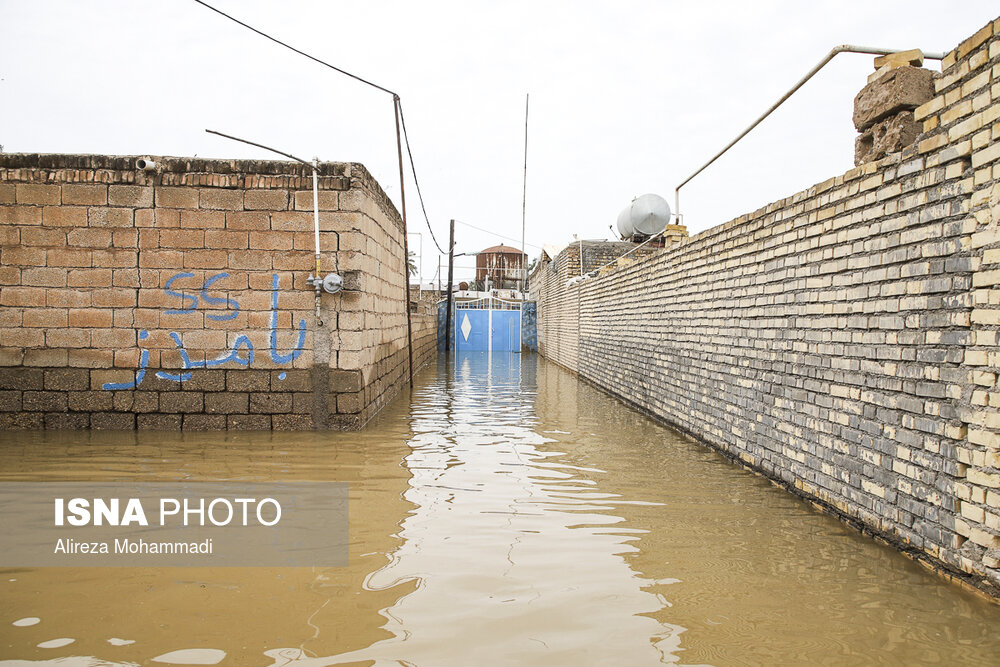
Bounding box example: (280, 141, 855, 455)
(617, 193, 672, 239)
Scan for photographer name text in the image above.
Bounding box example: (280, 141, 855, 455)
(55, 537, 214, 555)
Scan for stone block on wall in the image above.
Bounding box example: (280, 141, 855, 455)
(855, 111, 922, 166)
(853, 66, 935, 132)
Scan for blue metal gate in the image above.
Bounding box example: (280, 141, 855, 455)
(456, 309, 489, 351)
(491, 310, 520, 352)
(454, 297, 522, 352)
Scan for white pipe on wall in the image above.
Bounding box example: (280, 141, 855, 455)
(312, 160, 321, 268)
(312, 160, 322, 325)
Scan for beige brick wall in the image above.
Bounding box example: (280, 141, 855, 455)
(531, 246, 580, 372)
(531, 18, 1000, 597)
(0, 154, 435, 430)
(950, 18, 1000, 572)
(410, 287, 441, 373)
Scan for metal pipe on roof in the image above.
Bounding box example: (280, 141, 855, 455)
(204, 128, 329, 324)
(674, 45, 947, 219)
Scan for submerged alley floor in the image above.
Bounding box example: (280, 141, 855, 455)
(2, 353, 1000, 666)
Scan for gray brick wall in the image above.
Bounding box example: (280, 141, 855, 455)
(531, 17, 1000, 597)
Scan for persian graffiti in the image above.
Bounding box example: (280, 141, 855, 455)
(103, 273, 307, 390)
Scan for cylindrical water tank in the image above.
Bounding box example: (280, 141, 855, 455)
(616, 194, 672, 239)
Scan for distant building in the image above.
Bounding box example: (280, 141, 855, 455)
(475, 244, 526, 290)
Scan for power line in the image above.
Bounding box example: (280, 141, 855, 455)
(192, 0, 395, 96)
(193, 0, 446, 259)
(397, 99, 446, 254)
(205, 129, 310, 166)
(453, 219, 543, 251)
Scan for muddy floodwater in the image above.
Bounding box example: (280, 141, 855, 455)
(2, 353, 999, 666)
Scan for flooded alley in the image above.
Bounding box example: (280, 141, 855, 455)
(2, 353, 999, 666)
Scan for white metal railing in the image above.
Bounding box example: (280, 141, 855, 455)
(454, 296, 523, 311)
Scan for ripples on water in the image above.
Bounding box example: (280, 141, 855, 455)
(1, 352, 999, 666)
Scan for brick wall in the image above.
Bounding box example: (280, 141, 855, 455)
(410, 287, 440, 373)
(531, 18, 1000, 596)
(0, 154, 435, 430)
(530, 241, 659, 371)
(953, 22, 1000, 567)
(532, 246, 580, 371)
(579, 240, 644, 273)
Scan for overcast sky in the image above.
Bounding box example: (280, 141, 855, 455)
(2, 1, 998, 283)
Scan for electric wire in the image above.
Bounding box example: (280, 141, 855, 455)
(192, 0, 395, 96)
(193, 0, 446, 257)
(397, 99, 446, 254)
(453, 219, 543, 251)
(205, 129, 310, 166)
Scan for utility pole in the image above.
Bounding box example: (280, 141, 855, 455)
(393, 97, 414, 387)
(445, 219, 455, 352)
(521, 93, 529, 295)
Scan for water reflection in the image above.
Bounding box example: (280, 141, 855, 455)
(0, 421, 415, 665)
(328, 352, 680, 665)
(1, 353, 999, 666)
